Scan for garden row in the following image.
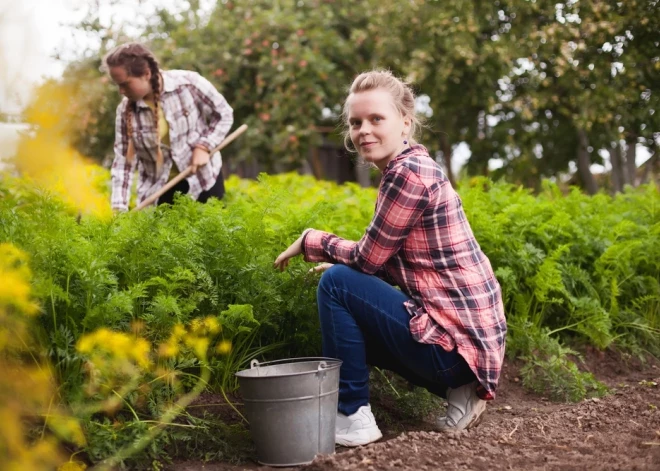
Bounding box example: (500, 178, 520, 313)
(1, 172, 658, 467)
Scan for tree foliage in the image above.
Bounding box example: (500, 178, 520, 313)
(39, 0, 660, 192)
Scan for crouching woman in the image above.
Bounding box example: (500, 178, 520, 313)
(274, 70, 507, 447)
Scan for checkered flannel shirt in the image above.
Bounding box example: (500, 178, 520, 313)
(302, 145, 507, 399)
(111, 70, 234, 210)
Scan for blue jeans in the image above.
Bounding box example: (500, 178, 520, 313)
(317, 265, 476, 415)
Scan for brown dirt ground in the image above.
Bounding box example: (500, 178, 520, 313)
(172, 350, 660, 471)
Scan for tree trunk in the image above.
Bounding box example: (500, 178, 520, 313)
(439, 133, 456, 187)
(609, 142, 624, 194)
(308, 147, 324, 179)
(577, 129, 598, 195)
(625, 136, 637, 187)
(639, 151, 657, 185)
(355, 161, 372, 187)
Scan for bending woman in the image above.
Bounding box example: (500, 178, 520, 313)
(103, 42, 234, 211)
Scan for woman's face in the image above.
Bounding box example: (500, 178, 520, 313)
(347, 88, 411, 171)
(109, 66, 152, 102)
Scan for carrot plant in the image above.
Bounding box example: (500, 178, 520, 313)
(1, 170, 658, 465)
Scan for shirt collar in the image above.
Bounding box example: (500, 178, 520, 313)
(383, 144, 429, 173)
(161, 71, 176, 93)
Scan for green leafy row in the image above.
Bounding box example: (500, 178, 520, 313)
(1, 172, 658, 463)
(3, 173, 659, 393)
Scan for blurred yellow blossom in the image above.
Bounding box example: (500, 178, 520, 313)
(185, 336, 210, 359)
(76, 328, 152, 371)
(0, 243, 39, 315)
(158, 340, 180, 358)
(13, 82, 112, 219)
(158, 317, 223, 359)
(172, 324, 187, 339)
(57, 461, 87, 471)
(216, 340, 232, 355)
(0, 245, 64, 470)
(204, 316, 221, 334)
(0, 246, 227, 471)
(46, 415, 87, 447)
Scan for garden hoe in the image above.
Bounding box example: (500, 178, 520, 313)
(133, 123, 248, 211)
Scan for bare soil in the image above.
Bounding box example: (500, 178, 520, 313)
(173, 351, 660, 471)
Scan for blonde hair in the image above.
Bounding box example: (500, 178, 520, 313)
(342, 69, 421, 152)
(102, 43, 164, 173)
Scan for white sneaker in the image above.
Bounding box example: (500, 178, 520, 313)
(335, 404, 383, 447)
(435, 381, 487, 432)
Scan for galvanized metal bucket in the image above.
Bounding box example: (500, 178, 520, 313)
(235, 357, 342, 467)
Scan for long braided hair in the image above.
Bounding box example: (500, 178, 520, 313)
(102, 43, 164, 173)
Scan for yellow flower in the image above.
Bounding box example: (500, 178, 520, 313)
(77, 329, 152, 370)
(58, 461, 87, 471)
(172, 324, 186, 339)
(0, 244, 38, 315)
(47, 414, 87, 447)
(158, 341, 179, 358)
(216, 340, 232, 355)
(190, 318, 204, 335)
(131, 338, 152, 369)
(185, 336, 209, 359)
(0, 275, 31, 307)
(15, 83, 112, 218)
(203, 316, 221, 334)
(76, 335, 94, 354)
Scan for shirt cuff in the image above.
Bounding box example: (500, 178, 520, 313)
(111, 203, 129, 212)
(476, 384, 493, 401)
(301, 229, 328, 263)
(196, 138, 215, 153)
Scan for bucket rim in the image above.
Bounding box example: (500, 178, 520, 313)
(234, 356, 342, 379)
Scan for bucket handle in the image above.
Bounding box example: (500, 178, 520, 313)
(316, 360, 329, 380)
(250, 358, 332, 375)
(244, 357, 341, 378)
(247, 357, 341, 369)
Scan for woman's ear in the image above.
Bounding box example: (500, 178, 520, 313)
(403, 116, 412, 136)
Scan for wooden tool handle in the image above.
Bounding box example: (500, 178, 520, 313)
(133, 124, 248, 211)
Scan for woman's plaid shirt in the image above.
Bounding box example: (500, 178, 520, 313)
(111, 70, 233, 211)
(302, 145, 507, 400)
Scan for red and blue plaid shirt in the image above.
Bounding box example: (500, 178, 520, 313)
(302, 145, 507, 400)
(111, 70, 234, 211)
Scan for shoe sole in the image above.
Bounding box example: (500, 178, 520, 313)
(336, 427, 383, 447)
(436, 408, 486, 432)
(466, 410, 485, 429)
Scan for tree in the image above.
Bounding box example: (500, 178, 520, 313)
(398, 0, 517, 186)
(37, 0, 659, 192)
(489, 0, 660, 193)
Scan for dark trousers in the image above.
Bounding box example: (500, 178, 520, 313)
(317, 264, 476, 415)
(157, 172, 225, 206)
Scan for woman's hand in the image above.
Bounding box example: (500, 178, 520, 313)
(274, 229, 312, 271)
(191, 146, 211, 173)
(308, 263, 334, 274)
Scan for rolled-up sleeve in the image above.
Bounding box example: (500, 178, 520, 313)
(303, 166, 430, 274)
(110, 101, 137, 211)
